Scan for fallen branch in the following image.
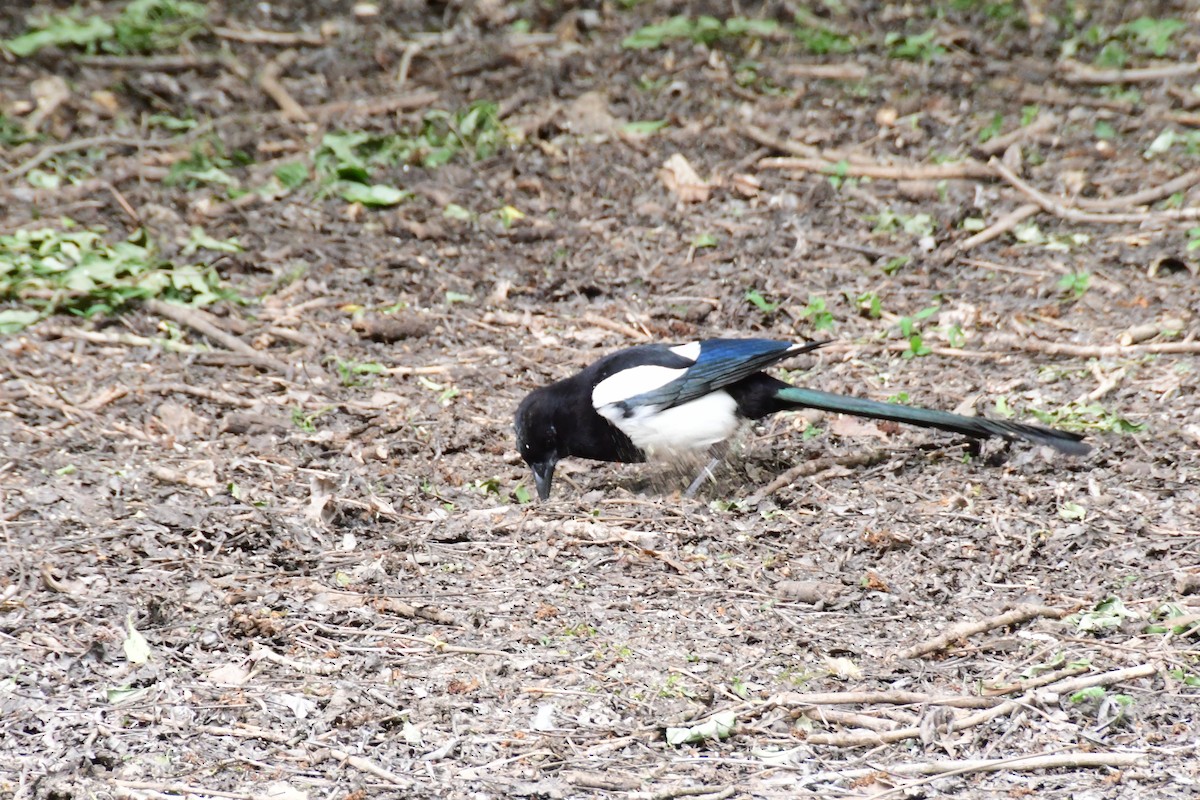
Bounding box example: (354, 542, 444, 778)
(3, 135, 168, 180)
(320, 747, 419, 788)
(800, 663, 1157, 747)
(748, 449, 889, 504)
(863, 751, 1146, 799)
(113, 780, 254, 799)
(896, 604, 1070, 660)
(953, 203, 1040, 254)
(258, 50, 309, 121)
(990, 157, 1200, 223)
(995, 335, 1200, 359)
(784, 63, 869, 80)
(632, 786, 735, 800)
(1074, 168, 1200, 211)
(977, 114, 1059, 157)
(982, 663, 1091, 696)
(213, 25, 326, 46)
(770, 690, 998, 710)
(797, 749, 1146, 788)
(1059, 60, 1200, 84)
(145, 299, 292, 375)
(760, 156, 994, 181)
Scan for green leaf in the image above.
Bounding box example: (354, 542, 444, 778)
(621, 119, 669, 136)
(123, 613, 151, 664)
(2, 15, 114, 56)
(666, 710, 736, 745)
(691, 232, 718, 249)
(745, 289, 779, 313)
(1121, 17, 1185, 57)
(443, 203, 473, 221)
(273, 161, 309, 189)
(0, 309, 41, 333)
(183, 226, 242, 254)
(1070, 686, 1107, 703)
(1067, 596, 1136, 632)
(340, 183, 409, 206)
(497, 205, 526, 227)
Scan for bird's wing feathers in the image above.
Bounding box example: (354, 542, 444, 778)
(593, 339, 827, 412)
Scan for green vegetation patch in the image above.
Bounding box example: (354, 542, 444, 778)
(2, 0, 207, 56)
(0, 224, 226, 333)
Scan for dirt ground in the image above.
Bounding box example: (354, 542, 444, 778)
(2, 1, 1199, 798)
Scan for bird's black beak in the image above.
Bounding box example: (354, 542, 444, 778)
(530, 460, 556, 501)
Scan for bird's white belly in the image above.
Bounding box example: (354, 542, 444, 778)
(598, 390, 740, 458)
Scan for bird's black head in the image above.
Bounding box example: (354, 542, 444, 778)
(514, 388, 560, 500)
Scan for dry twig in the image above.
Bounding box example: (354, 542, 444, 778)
(953, 203, 1040, 254)
(145, 299, 293, 374)
(258, 50, 309, 121)
(760, 156, 994, 181)
(989, 158, 1200, 223)
(1059, 60, 1200, 84)
(896, 604, 1070, 660)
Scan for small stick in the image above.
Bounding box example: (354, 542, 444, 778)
(896, 604, 1069, 660)
(3, 135, 166, 180)
(976, 114, 1058, 157)
(953, 203, 1040, 253)
(1059, 60, 1200, 84)
(213, 26, 326, 46)
(990, 157, 1200, 223)
(864, 752, 1146, 799)
(749, 450, 889, 504)
(582, 312, 650, 341)
(784, 63, 869, 80)
(997, 335, 1200, 358)
(321, 747, 418, 788)
(258, 50, 309, 121)
(760, 156, 994, 181)
(145, 299, 292, 374)
(1075, 168, 1200, 211)
(772, 689, 997, 710)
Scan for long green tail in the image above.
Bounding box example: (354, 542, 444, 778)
(775, 386, 1090, 455)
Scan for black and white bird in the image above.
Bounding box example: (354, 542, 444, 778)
(514, 338, 1090, 500)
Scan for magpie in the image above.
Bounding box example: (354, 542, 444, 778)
(514, 338, 1090, 500)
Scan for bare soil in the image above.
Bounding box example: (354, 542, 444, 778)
(2, 2, 1199, 798)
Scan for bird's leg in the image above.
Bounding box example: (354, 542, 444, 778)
(683, 443, 730, 497)
(683, 457, 721, 497)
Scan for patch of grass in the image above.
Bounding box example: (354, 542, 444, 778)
(332, 358, 384, 387)
(1057, 270, 1091, 299)
(871, 209, 935, 238)
(0, 224, 226, 333)
(978, 112, 1004, 143)
(165, 143, 246, 190)
(854, 291, 882, 319)
(745, 288, 779, 314)
(800, 295, 835, 331)
(2, 0, 207, 57)
(1028, 402, 1145, 435)
(791, 10, 855, 55)
(1120, 17, 1185, 57)
(622, 15, 781, 49)
(896, 303, 940, 359)
(885, 28, 945, 61)
(315, 101, 511, 204)
(1187, 227, 1200, 252)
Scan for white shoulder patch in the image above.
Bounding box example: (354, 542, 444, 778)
(669, 341, 701, 362)
(592, 365, 685, 409)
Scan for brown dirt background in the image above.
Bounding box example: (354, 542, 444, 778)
(2, 2, 1199, 798)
